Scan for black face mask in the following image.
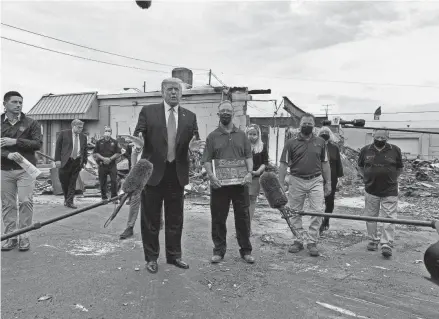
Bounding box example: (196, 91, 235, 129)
(220, 114, 232, 126)
(374, 139, 386, 148)
(301, 125, 314, 136)
(320, 134, 330, 141)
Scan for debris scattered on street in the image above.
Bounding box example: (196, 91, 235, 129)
(73, 304, 88, 312)
(37, 295, 53, 302)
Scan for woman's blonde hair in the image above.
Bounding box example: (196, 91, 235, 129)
(245, 124, 264, 154)
(318, 126, 339, 143)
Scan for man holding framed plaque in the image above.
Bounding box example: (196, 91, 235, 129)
(202, 100, 255, 264)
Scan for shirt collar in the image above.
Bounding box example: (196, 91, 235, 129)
(4, 113, 21, 123)
(297, 133, 315, 141)
(164, 101, 179, 112)
(217, 125, 238, 135)
(369, 143, 391, 151)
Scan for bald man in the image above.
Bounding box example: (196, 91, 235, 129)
(358, 129, 403, 258)
(134, 78, 203, 273)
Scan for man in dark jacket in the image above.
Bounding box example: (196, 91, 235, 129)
(1, 91, 43, 251)
(318, 126, 344, 233)
(55, 119, 88, 209)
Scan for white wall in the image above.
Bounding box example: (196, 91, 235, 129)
(268, 127, 287, 166)
(99, 92, 248, 141)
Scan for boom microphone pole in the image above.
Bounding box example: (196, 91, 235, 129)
(1, 159, 154, 241)
(259, 171, 439, 283)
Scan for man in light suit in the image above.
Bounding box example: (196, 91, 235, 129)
(134, 77, 203, 274)
(55, 119, 88, 209)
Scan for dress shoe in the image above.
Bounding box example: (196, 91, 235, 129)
(167, 258, 189, 269)
(146, 261, 158, 274)
(242, 254, 255, 264)
(211, 255, 223, 264)
(1, 238, 18, 251)
(66, 203, 77, 209)
(119, 227, 134, 240)
(19, 238, 30, 251)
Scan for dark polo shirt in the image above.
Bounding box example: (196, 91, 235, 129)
(93, 137, 121, 166)
(280, 133, 328, 178)
(202, 125, 252, 163)
(358, 143, 403, 197)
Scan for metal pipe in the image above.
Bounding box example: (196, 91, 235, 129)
(248, 89, 271, 95)
(1, 194, 124, 241)
(342, 125, 439, 135)
(297, 211, 437, 229)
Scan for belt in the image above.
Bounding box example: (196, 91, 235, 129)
(293, 173, 321, 180)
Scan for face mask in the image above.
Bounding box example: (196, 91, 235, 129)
(374, 139, 386, 148)
(301, 125, 313, 136)
(104, 132, 111, 137)
(320, 134, 330, 141)
(220, 114, 232, 126)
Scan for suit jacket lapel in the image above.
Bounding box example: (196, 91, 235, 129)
(68, 130, 73, 150)
(176, 107, 185, 145)
(159, 103, 167, 143)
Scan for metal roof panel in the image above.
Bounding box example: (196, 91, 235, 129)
(29, 92, 97, 116)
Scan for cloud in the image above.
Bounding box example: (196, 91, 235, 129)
(1, 0, 438, 131)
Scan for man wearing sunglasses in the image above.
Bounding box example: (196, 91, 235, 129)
(358, 129, 404, 258)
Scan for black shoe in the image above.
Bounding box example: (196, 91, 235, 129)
(242, 254, 255, 264)
(66, 203, 77, 209)
(146, 261, 158, 274)
(119, 227, 134, 240)
(211, 255, 223, 264)
(19, 238, 30, 251)
(1, 238, 18, 251)
(167, 258, 189, 269)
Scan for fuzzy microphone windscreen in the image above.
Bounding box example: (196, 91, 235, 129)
(259, 172, 288, 209)
(424, 241, 439, 282)
(122, 159, 153, 194)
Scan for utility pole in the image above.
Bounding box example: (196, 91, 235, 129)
(143, 81, 146, 93)
(321, 104, 334, 118)
(208, 69, 212, 86)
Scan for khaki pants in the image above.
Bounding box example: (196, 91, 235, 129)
(1, 170, 35, 239)
(287, 175, 324, 244)
(364, 192, 397, 247)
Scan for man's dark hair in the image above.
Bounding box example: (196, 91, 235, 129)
(300, 113, 315, 122)
(4, 91, 23, 102)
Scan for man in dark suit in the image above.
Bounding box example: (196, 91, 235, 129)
(55, 119, 88, 209)
(134, 77, 203, 274)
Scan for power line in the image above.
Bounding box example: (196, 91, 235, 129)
(4, 23, 438, 90)
(313, 110, 439, 116)
(366, 120, 439, 123)
(221, 72, 439, 89)
(1, 22, 208, 71)
(1, 36, 169, 74)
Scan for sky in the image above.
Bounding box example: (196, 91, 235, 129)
(1, 0, 439, 128)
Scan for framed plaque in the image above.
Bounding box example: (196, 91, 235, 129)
(212, 159, 248, 186)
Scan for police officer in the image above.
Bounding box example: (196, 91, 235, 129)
(93, 126, 121, 201)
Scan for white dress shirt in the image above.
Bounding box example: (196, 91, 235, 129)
(71, 129, 81, 159)
(164, 101, 179, 129)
